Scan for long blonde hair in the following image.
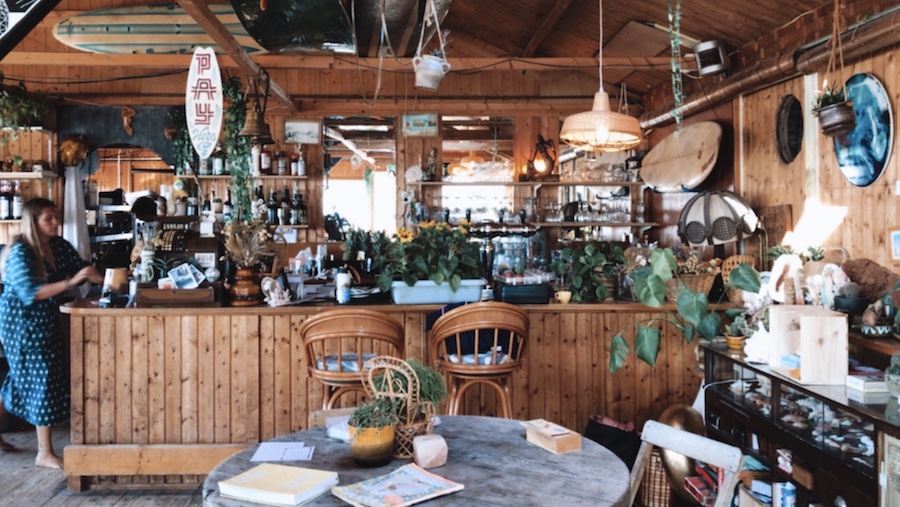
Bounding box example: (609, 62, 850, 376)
(0, 198, 57, 282)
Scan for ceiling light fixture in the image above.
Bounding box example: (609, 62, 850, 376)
(460, 150, 484, 168)
(559, 0, 643, 152)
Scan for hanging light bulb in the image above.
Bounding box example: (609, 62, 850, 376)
(559, 0, 642, 152)
(460, 150, 484, 168)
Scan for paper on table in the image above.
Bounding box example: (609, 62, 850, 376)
(250, 442, 315, 462)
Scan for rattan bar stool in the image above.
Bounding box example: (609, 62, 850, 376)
(300, 309, 404, 410)
(429, 302, 528, 418)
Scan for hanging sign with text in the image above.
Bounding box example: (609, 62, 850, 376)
(185, 47, 223, 161)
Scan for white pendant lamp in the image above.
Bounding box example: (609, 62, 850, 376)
(559, 0, 643, 152)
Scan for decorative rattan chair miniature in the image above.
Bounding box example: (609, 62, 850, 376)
(722, 254, 756, 302)
(362, 356, 435, 459)
(429, 302, 528, 419)
(300, 309, 404, 410)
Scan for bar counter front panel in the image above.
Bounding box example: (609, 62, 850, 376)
(60, 301, 701, 490)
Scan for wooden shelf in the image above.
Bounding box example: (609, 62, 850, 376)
(274, 224, 309, 229)
(412, 180, 643, 187)
(532, 221, 658, 228)
(196, 174, 308, 180)
(0, 170, 56, 180)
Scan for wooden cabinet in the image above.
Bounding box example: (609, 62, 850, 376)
(703, 344, 898, 506)
(0, 170, 58, 244)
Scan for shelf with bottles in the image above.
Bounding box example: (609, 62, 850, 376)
(530, 221, 659, 228)
(195, 174, 309, 180)
(411, 180, 645, 188)
(0, 170, 56, 180)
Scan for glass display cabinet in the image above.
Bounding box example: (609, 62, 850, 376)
(702, 343, 900, 507)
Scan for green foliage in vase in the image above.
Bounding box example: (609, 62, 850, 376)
(348, 397, 402, 429)
(223, 76, 252, 220)
(376, 221, 481, 292)
(609, 248, 761, 373)
(803, 246, 824, 262)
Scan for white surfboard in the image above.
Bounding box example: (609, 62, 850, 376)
(640, 121, 723, 192)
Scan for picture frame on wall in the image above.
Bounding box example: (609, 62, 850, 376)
(402, 113, 438, 137)
(284, 119, 322, 144)
(889, 227, 900, 261)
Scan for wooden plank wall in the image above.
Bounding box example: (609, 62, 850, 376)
(741, 44, 900, 271)
(68, 305, 700, 486)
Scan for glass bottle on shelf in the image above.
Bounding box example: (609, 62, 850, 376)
(290, 188, 301, 225)
(209, 142, 223, 176)
(276, 151, 288, 175)
(296, 147, 306, 176)
(0, 180, 10, 220)
(280, 187, 291, 223)
(260, 150, 272, 175)
(11, 180, 22, 220)
(267, 190, 279, 225)
(202, 194, 211, 212)
(297, 193, 308, 225)
(290, 151, 299, 176)
(223, 189, 233, 218)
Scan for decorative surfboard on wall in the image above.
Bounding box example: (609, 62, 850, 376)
(229, 0, 354, 54)
(53, 3, 265, 54)
(639, 121, 723, 193)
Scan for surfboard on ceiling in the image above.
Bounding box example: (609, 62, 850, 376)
(229, 0, 354, 54)
(640, 121, 723, 193)
(53, 3, 266, 55)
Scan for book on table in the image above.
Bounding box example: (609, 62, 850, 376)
(217, 463, 338, 506)
(845, 374, 887, 392)
(331, 463, 464, 507)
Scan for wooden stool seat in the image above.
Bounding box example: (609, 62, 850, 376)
(300, 309, 404, 410)
(429, 302, 528, 418)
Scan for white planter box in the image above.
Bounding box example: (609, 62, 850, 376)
(390, 279, 485, 305)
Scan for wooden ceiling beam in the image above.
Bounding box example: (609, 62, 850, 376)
(522, 0, 575, 57)
(176, 0, 299, 113)
(3, 52, 688, 71)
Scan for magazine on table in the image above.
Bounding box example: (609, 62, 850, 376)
(331, 463, 463, 507)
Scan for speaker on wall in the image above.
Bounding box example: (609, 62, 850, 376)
(693, 40, 730, 77)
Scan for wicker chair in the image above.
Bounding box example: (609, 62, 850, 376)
(300, 309, 404, 410)
(429, 302, 529, 418)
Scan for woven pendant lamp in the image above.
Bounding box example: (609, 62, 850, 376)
(560, 0, 642, 152)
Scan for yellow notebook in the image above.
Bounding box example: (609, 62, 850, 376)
(218, 463, 338, 507)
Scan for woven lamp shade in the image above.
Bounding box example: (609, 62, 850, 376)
(560, 91, 642, 152)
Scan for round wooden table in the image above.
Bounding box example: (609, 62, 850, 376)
(203, 415, 630, 507)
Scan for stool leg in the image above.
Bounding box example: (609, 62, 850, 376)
(447, 377, 463, 415)
(480, 378, 512, 418)
(323, 385, 333, 410)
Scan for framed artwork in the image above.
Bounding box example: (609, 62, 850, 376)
(890, 228, 900, 261)
(401, 113, 438, 137)
(834, 73, 893, 187)
(284, 119, 321, 144)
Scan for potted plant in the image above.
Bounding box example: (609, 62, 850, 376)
(724, 314, 750, 350)
(609, 246, 761, 372)
(886, 353, 900, 398)
(550, 241, 622, 303)
(812, 83, 855, 137)
(375, 221, 482, 304)
(347, 397, 401, 467)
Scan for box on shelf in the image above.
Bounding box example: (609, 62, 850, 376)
(768, 305, 847, 385)
(492, 281, 551, 304)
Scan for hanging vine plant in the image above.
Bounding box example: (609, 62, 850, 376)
(167, 107, 195, 175)
(0, 72, 49, 146)
(223, 76, 252, 220)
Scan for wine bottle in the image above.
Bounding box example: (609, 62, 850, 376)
(11, 180, 22, 220)
(297, 193, 308, 225)
(267, 190, 279, 225)
(290, 188, 301, 226)
(223, 189, 233, 217)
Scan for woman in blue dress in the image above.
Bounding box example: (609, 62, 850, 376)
(0, 198, 102, 469)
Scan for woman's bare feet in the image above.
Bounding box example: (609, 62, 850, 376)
(35, 450, 64, 469)
(0, 435, 17, 452)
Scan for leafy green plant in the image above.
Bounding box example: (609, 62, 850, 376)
(223, 76, 252, 221)
(376, 221, 480, 292)
(812, 83, 847, 111)
(887, 353, 900, 376)
(343, 227, 369, 261)
(766, 244, 797, 263)
(727, 314, 750, 337)
(168, 108, 195, 175)
(550, 241, 617, 303)
(374, 358, 447, 409)
(803, 246, 824, 262)
(348, 397, 402, 429)
(609, 247, 761, 372)
(0, 72, 49, 147)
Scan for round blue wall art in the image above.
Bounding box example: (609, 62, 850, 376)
(833, 73, 893, 187)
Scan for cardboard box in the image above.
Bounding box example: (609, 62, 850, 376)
(768, 305, 848, 385)
(522, 419, 581, 454)
(738, 484, 772, 507)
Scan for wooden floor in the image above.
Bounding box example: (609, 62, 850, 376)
(0, 424, 203, 507)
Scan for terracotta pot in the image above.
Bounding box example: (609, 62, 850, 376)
(229, 267, 261, 306)
(349, 425, 395, 467)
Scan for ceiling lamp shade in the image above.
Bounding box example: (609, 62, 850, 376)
(559, 0, 642, 152)
(677, 190, 759, 246)
(460, 151, 484, 168)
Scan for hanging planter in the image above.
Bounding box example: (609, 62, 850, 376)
(412, 0, 450, 91)
(813, 88, 856, 137)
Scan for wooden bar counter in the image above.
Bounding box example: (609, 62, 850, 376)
(60, 300, 702, 490)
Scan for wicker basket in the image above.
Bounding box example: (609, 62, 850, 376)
(722, 255, 756, 302)
(664, 274, 716, 302)
(393, 402, 435, 459)
(638, 447, 672, 507)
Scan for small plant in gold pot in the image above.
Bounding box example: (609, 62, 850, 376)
(347, 397, 401, 467)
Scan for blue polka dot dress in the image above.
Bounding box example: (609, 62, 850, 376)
(0, 237, 88, 427)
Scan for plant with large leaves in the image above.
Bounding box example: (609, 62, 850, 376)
(609, 247, 760, 372)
